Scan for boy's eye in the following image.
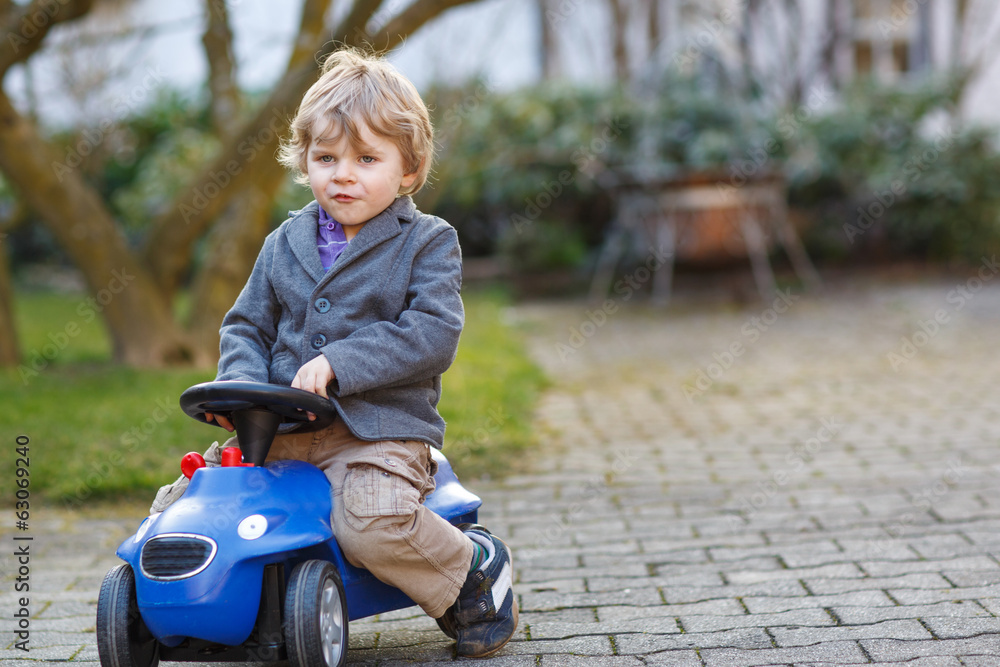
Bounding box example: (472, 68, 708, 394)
(319, 155, 334, 163)
(359, 155, 376, 164)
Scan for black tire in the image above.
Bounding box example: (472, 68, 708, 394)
(284, 560, 348, 667)
(96, 564, 160, 667)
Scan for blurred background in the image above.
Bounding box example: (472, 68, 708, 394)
(2, 0, 1000, 505)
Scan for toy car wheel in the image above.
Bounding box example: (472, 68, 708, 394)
(96, 563, 160, 667)
(284, 560, 348, 667)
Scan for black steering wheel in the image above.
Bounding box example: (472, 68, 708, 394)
(180, 381, 338, 465)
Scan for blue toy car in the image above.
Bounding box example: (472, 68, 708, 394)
(96, 381, 483, 667)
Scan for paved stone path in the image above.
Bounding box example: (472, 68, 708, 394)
(4, 270, 1000, 665)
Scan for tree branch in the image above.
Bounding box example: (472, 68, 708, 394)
(0, 0, 93, 77)
(373, 0, 480, 53)
(202, 0, 240, 135)
(140, 0, 479, 297)
(0, 88, 197, 366)
(287, 0, 333, 69)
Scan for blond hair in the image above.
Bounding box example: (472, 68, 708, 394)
(278, 48, 433, 196)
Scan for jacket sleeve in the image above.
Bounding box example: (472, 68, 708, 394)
(216, 236, 280, 383)
(321, 227, 464, 397)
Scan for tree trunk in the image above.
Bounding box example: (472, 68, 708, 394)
(140, 0, 481, 300)
(0, 92, 204, 367)
(0, 0, 482, 369)
(0, 235, 18, 366)
(184, 0, 332, 358)
(0, 0, 94, 77)
(607, 0, 629, 81)
(538, 0, 559, 79)
(202, 0, 240, 135)
(648, 0, 660, 57)
(187, 166, 289, 359)
(174, 0, 486, 326)
(138, 0, 384, 299)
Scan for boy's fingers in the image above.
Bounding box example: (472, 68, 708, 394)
(205, 412, 235, 432)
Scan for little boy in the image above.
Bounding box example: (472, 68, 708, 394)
(152, 48, 517, 658)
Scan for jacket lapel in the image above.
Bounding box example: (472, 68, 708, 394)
(321, 196, 413, 283)
(285, 201, 326, 284)
(284, 197, 415, 289)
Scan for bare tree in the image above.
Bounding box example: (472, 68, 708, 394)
(647, 0, 661, 55)
(0, 204, 24, 366)
(202, 0, 240, 135)
(953, 0, 1000, 105)
(607, 0, 629, 81)
(538, 0, 560, 79)
(0, 0, 483, 368)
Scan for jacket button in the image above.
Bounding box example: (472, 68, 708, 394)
(311, 334, 327, 349)
(315, 298, 331, 313)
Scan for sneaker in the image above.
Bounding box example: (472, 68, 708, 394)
(441, 528, 518, 658)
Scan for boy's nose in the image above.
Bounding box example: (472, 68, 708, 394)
(332, 162, 355, 183)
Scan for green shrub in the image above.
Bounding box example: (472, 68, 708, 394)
(497, 218, 587, 274)
(425, 74, 1000, 267)
(421, 81, 624, 259)
(786, 78, 1000, 263)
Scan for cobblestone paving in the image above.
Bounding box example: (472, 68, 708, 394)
(3, 272, 1000, 665)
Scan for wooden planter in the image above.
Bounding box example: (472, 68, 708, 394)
(590, 169, 820, 303)
(634, 170, 786, 263)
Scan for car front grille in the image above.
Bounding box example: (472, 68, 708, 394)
(140, 533, 217, 580)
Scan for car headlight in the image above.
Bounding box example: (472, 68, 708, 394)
(133, 512, 160, 543)
(237, 514, 268, 540)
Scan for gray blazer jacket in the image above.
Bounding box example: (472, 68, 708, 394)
(217, 196, 464, 448)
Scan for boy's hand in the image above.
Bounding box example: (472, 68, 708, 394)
(292, 355, 336, 405)
(205, 412, 235, 432)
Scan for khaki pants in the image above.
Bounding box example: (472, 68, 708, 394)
(151, 420, 471, 618)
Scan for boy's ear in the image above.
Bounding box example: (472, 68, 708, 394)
(401, 157, 423, 190)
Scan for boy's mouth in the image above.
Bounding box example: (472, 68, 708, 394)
(333, 193, 356, 203)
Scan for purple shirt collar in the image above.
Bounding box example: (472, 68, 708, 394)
(317, 205, 348, 271)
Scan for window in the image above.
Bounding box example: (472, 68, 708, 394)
(851, 0, 930, 81)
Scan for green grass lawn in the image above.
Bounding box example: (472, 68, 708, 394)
(0, 286, 546, 508)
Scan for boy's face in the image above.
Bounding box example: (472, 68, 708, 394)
(306, 120, 417, 235)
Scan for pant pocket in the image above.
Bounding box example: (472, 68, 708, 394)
(342, 457, 422, 530)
